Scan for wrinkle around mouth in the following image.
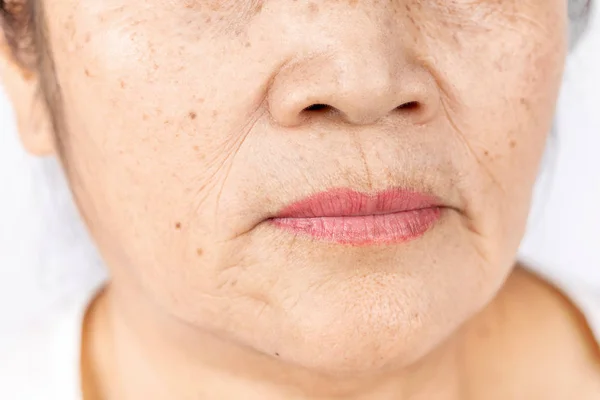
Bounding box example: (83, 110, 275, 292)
(210, 101, 270, 238)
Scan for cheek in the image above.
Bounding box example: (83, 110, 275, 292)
(422, 1, 567, 262)
(44, 5, 259, 275)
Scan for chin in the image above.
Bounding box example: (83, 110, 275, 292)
(266, 311, 444, 376)
(241, 279, 463, 376)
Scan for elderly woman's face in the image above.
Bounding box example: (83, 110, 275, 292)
(40, 0, 566, 372)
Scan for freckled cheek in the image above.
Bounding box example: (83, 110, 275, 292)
(51, 38, 218, 205)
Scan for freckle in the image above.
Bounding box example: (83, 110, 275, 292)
(519, 98, 530, 110)
(245, 41, 252, 48)
(120, 80, 126, 89)
(143, 113, 149, 121)
(510, 140, 517, 149)
(84, 69, 91, 77)
(84, 33, 91, 43)
(484, 150, 490, 156)
(189, 111, 197, 120)
(193, 145, 200, 151)
(196, 248, 203, 256)
(198, 98, 205, 104)
(175, 222, 182, 230)
(212, 110, 219, 117)
(252, 2, 263, 15)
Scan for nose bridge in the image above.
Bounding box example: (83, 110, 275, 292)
(266, 1, 439, 127)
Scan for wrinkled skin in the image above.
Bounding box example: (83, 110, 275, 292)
(5, 0, 593, 398)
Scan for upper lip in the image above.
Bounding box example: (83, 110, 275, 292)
(272, 188, 443, 219)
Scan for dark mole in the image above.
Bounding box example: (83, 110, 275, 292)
(275, 352, 280, 357)
(189, 111, 197, 120)
(175, 222, 182, 230)
(484, 150, 490, 156)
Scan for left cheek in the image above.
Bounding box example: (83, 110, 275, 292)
(455, 29, 565, 178)
(440, 44, 565, 261)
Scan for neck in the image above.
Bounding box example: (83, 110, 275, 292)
(82, 283, 464, 400)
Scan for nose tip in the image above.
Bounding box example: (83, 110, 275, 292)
(267, 55, 440, 127)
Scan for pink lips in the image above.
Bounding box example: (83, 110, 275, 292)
(269, 188, 442, 245)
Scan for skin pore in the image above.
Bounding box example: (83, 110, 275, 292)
(1, 0, 599, 398)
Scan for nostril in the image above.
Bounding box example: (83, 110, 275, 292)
(304, 103, 331, 112)
(301, 103, 341, 121)
(397, 101, 420, 111)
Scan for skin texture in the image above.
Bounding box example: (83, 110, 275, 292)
(1, 0, 599, 398)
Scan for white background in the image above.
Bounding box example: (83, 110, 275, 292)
(1, 10, 598, 331)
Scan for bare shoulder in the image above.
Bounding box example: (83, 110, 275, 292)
(463, 267, 600, 399)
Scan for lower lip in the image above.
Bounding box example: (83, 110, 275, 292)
(269, 190, 443, 245)
(271, 209, 441, 245)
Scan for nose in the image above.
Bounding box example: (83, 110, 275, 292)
(266, 11, 440, 127)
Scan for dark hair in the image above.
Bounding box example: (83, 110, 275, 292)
(0, 0, 38, 71)
(1, 0, 66, 159)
